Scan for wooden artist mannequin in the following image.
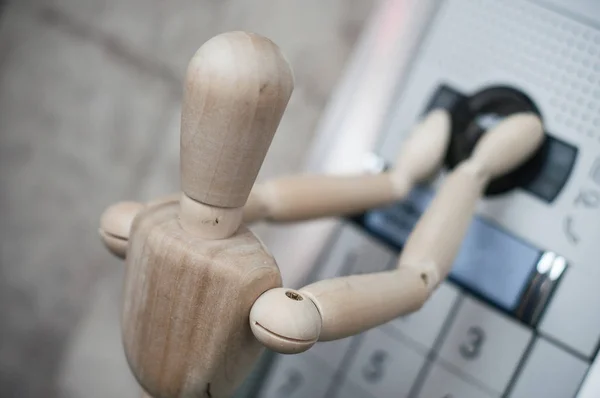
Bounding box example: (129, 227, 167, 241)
(98, 32, 544, 398)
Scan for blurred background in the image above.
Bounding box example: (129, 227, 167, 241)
(0, 0, 377, 396)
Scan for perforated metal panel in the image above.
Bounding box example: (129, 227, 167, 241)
(380, 0, 600, 157)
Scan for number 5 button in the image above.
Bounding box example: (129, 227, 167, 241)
(436, 297, 532, 395)
(259, 355, 333, 398)
(342, 328, 426, 397)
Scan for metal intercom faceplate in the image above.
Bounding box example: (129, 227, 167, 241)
(249, 1, 600, 397)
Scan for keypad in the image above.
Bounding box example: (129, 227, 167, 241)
(258, 202, 600, 398)
(256, 217, 592, 398)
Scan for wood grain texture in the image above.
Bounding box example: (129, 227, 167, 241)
(179, 193, 245, 240)
(243, 109, 451, 223)
(245, 173, 396, 223)
(99, 201, 146, 258)
(300, 267, 429, 341)
(250, 266, 430, 351)
(391, 108, 451, 194)
(180, 31, 294, 208)
(398, 167, 485, 288)
(123, 201, 282, 398)
(249, 287, 321, 354)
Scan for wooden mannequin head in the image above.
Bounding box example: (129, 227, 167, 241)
(178, 31, 294, 239)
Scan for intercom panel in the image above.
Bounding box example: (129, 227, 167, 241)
(250, 1, 600, 397)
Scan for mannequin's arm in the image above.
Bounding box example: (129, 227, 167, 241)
(249, 113, 544, 353)
(99, 109, 450, 258)
(243, 109, 449, 223)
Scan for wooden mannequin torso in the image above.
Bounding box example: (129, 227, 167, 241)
(124, 201, 280, 398)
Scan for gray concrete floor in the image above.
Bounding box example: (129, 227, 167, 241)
(0, 0, 375, 397)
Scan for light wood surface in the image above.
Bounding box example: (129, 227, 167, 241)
(180, 31, 294, 209)
(245, 173, 396, 223)
(296, 268, 428, 341)
(249, 287, 322, 354)
(390, 108, 451, 195)
(250, 112, 544, 353)
(179, 192, 245, 239)
(99, 201, 146, 258)
(123, 201, 281, 398)
(245, 109, 451, 222)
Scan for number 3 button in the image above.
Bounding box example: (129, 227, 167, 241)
(437, 297, 532, 395)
